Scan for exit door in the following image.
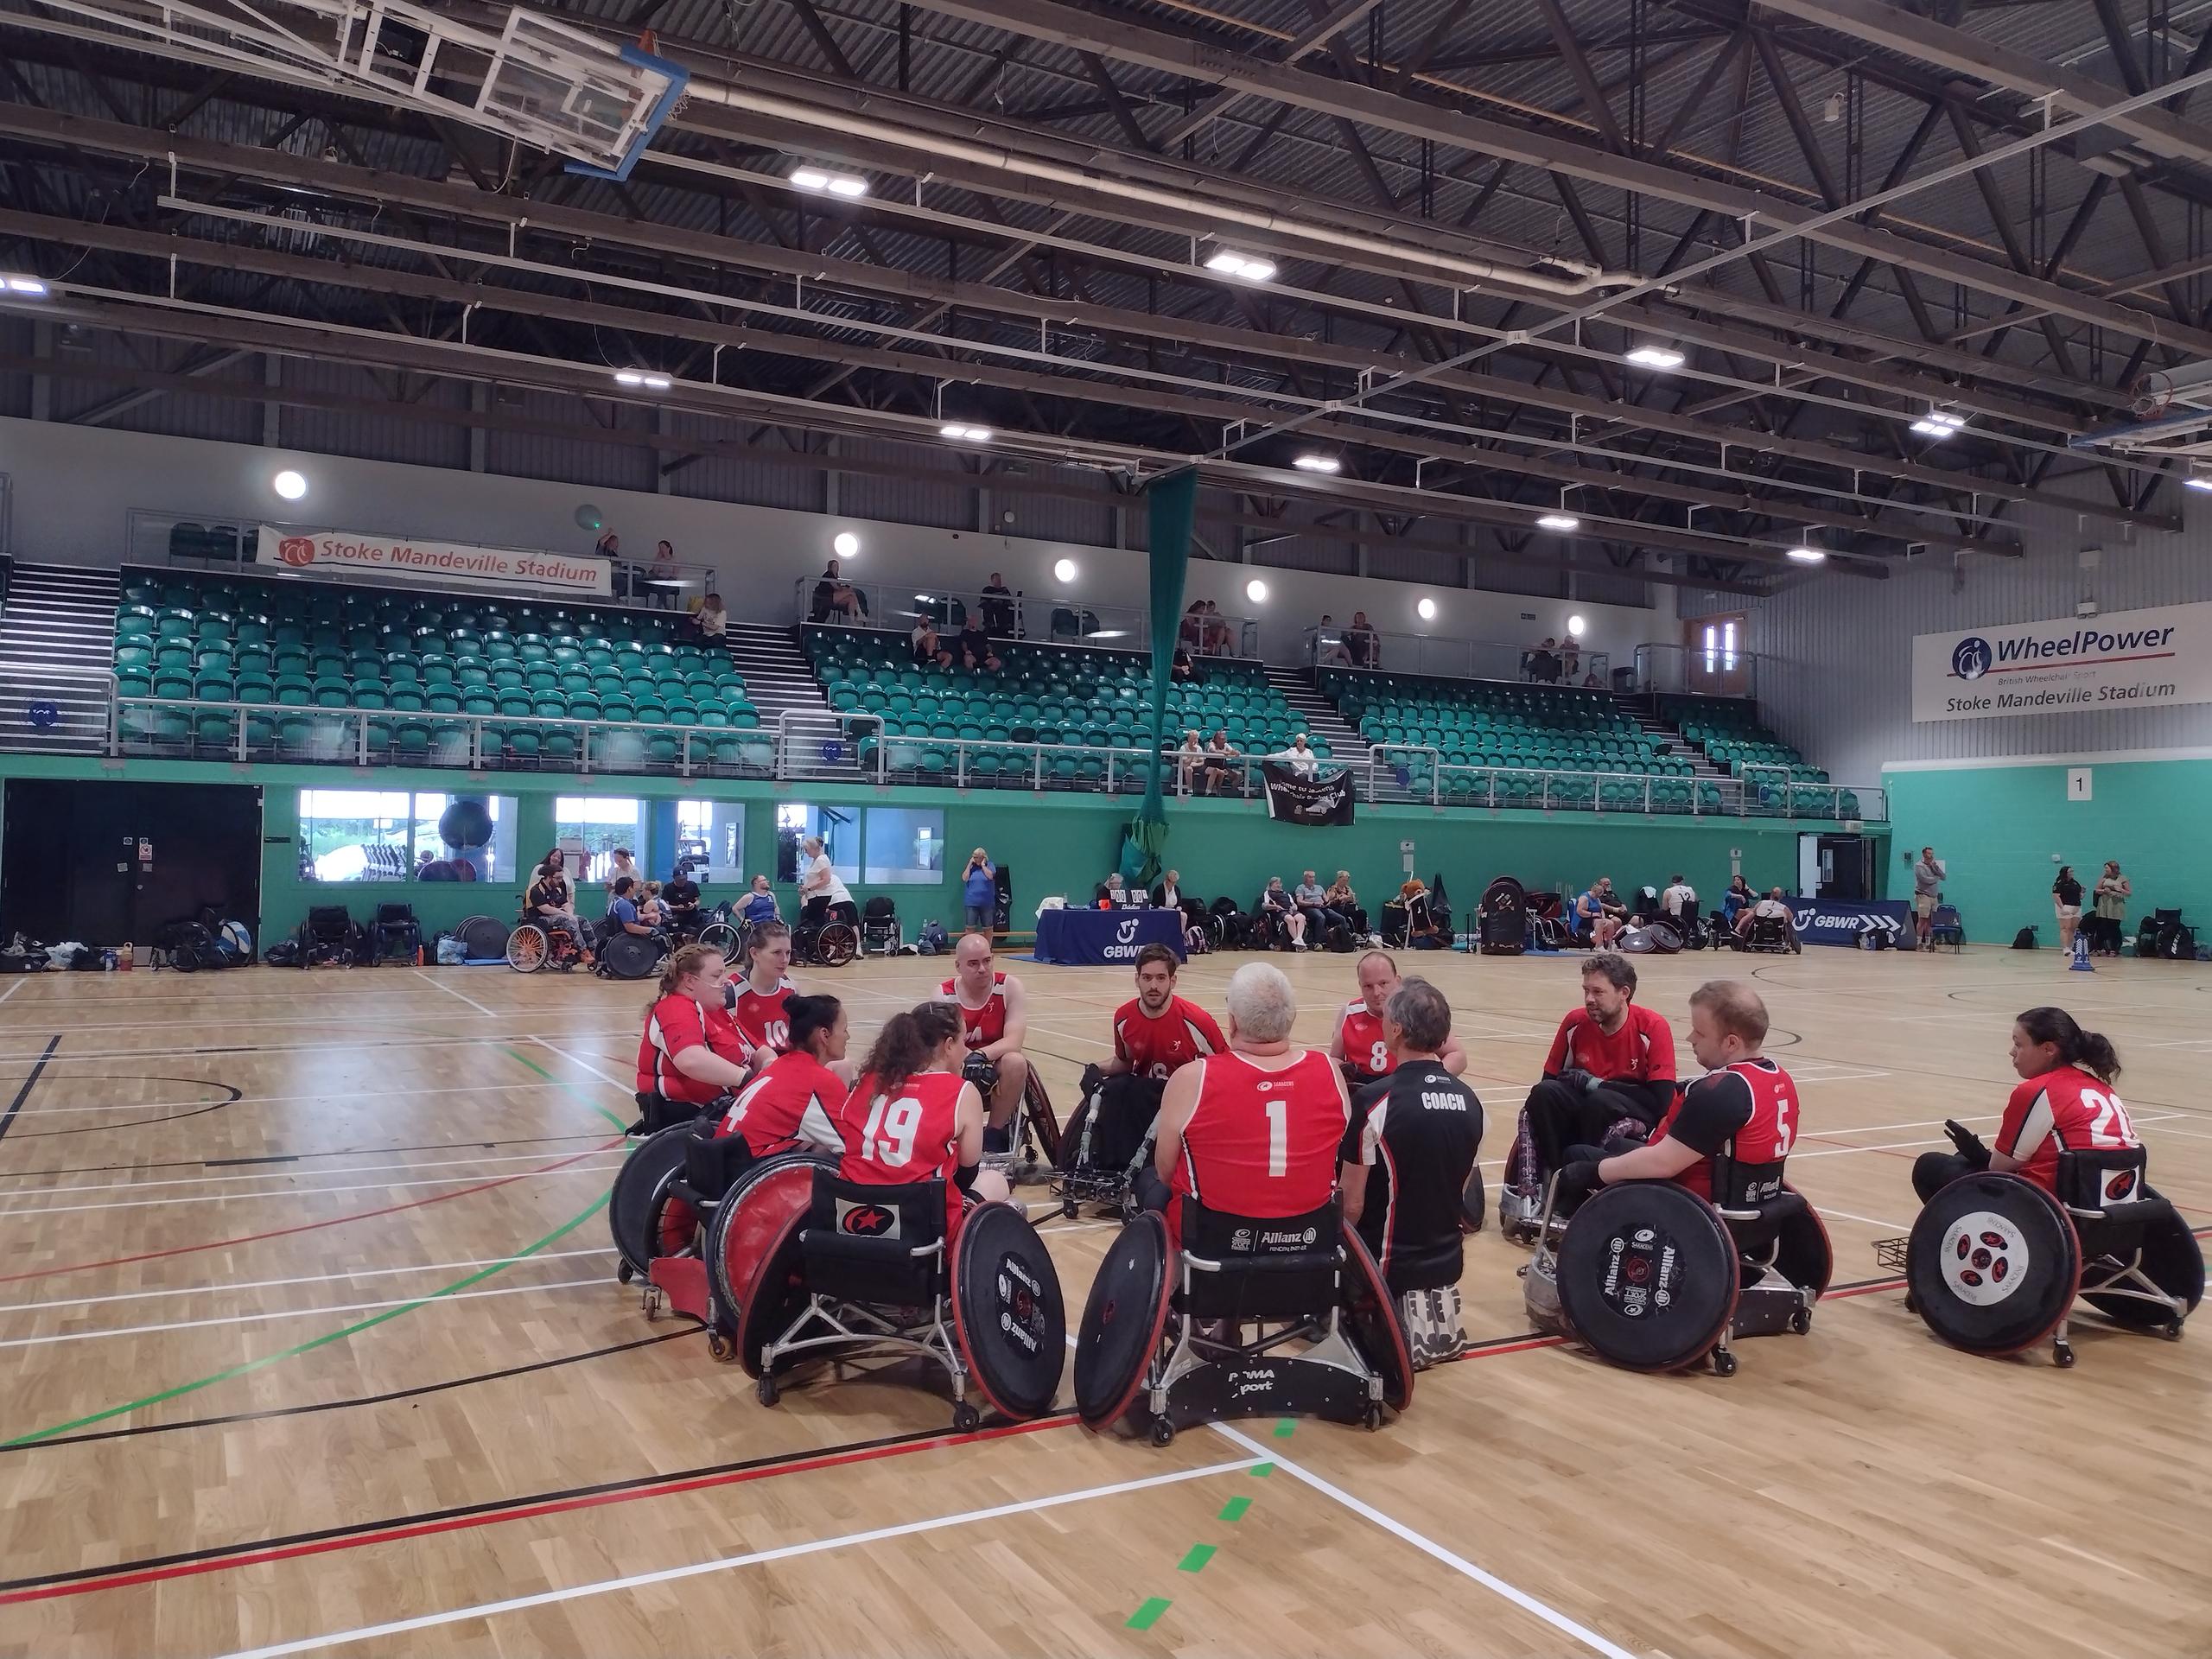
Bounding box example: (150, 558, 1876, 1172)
(1, 780, 262, 944)
(1683, 613, 1751, 697)
(1806, 834, 1870, 901)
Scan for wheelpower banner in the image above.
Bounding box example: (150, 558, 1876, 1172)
(1789, 897, 1912, 946)
(1260, 760, 1355, 826)
(1912, 601, 2208, 722)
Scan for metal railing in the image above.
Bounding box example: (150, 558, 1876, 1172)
(1632, 641, 1770, 701)
(1304, 627, 1611, 687)
(100, 693, 1885, 820)
(796, 578, 1260, 657)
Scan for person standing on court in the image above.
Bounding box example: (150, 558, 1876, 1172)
(2092, 861, 2130, 957)
(2051, 865, 2084, 960)
(962, 847, 997, 933)
(1338, 976, 1481, 1368)
(1912, 846, 1946, 946)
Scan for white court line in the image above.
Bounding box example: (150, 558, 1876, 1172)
(0, 1147, 631, 1200)
(1795, 1112, 2183, 1161)
(0, 1160, 625, 1219)
(0, 1248, 616, 1317)
(10, 1078, 585, 1117)
(215, 1456, 1258, 1659)
(530, 1036, 641, 1098)
(1815, 1206, 1914, 1232)
(1790, 1069, 1892, 1085)
(0, 981, 21, 1004)
(0, 1274, 607, 1350)
(0, 1027, 640, 1066)
(410, 968, 498, 1016)
(1205, 1422, 1636, 1659)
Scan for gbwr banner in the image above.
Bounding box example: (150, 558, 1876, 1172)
(256, 526, 613, 597)
(1912, 601, 2210, 722)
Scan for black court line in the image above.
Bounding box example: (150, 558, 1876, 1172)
(0, 1037, 60, 1147)
(0, 1329, 697, 1459)
(0, 1130, 612, 1184)
(202, 1155, 302, 1168)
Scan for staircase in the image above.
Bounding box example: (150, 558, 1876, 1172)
(1614, 691, 1726, 779)
(722, 621, 830, 725)
(1266, 665, 1370, 761)
(0, 563, 119, 755)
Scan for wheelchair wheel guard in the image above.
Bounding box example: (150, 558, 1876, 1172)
(1340, 1227, 1414, 1411)
(1776, 1185, 1835, 1300)
(1555, 1183, 1738, 1372)
(950, 1201, 1068, 1421)
(2084, 1202, 2203, 1327)
(1073, 1211, 1173, 1432)
(1905, 1173, 2079, 1357)
(704, 1152, 836, 1342)
(609, 1122, 713, 1280)
(598, 931, 663, 980)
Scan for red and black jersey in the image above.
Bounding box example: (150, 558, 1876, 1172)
(1543, 1003, 1677, 1086)
(636, 995, 752, 1108)
(940, 972, 1008, 1050)
(719, 1051, 847, 1157)
(727, 975, 798, 1057)
(1341, 1062, 1481, 1287)
(836, 1069, 969, 1237)
(1113, 994, 1225, 1081)
(1170, 1049, 1349, 1227)
(1999, 1065, 2140, 1193)
(1338, 999, 1393, 1082)
(1649, 1058, 1797, 1202)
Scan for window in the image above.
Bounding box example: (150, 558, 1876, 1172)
(555, 797, 645, 884)
(1701, 620, 1738, 674)
(298, 790, 516, 882)
(676, 799, 745, 884)
(863, 807, 945, 885)
(774, 803, 859, 885)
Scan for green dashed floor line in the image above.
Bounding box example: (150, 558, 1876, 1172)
(1217, 1495, 1251, 1522)
(1122, 1459, 1272, 1634)
(1249, 1460, 1275, 1476)
(1176, 1543, 1216, 1573)
(1271, 1417, 1296, 1438)
(1126, 1597, 1172, 1630)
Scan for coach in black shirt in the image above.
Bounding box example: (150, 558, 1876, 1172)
(1340, 976, 1481, 1368)
(663, 868, 702, 927)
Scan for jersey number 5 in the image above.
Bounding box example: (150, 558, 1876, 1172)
(860, 1095, 923, 1166)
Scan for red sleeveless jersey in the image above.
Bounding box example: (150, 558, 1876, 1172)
(941, 972, 1007, 1049)
(728, 976, 797, 1056)
(1113, 994, 1226, 1081)
(636, 994, 751, 1108)
(1338, 998, 1393, 1081)
(1171, 1048, 1349, 1221)
(719, 1051, 847, 1157)
(837, 1069, 969, 1236)
(1999, 1065, 2140, 1193)
(1649, 1057, 1798, 1202)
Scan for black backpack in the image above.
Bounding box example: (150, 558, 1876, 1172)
(2011, 925, 2038, 950)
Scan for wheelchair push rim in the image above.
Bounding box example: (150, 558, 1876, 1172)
(608, 1122, 715, 1279)
(1340, 1226, 1414, 1411)
(505, 923, 548, 973)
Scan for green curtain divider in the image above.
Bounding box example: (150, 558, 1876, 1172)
(1122, 467, 1197, 887)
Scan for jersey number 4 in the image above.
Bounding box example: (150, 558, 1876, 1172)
(860, 1095, 924, 1166)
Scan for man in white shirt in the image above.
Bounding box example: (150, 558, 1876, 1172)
(1661, 874, 1697, 918)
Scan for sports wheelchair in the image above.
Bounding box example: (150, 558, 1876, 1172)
(593, 918, 670, 981)
(1054, 1068, 1165, 1218)
(1522, 1154, 1833, 1377)
(296, 904, 369, 968)
(1892, 1146, 2202, 1368)
(1072, 1198, 1412, 1444)
(691, 1167, 1065, 1427)
(1478, 876, 1528, 956)
(1726, 909, 1801, 954)
(791, 906, 860, 968)
(861, 895, 903, 957)
(506, 909, 588, 973)
(967, 1052, 1063, 1185)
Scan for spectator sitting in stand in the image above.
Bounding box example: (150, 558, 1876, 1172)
(956, 618, 1000, 672)
(1315, 615, 1353, 668)
(1177, 729, 1204, 796)
(694, 591, 728, 641)
(1171, 645, 1198, 683)
(980, 572, 1015, 636)
(1346, 611, 1378, 668)
(646, 540, 680, 608)
(1272, 733, 1320, 776)
(1201, 728, 1237, 796)
(1180, 600, 1205, 652)
(911, 617, 948, 667)
(1201, 600, 1232, 656)
(811, 559, 866, 622)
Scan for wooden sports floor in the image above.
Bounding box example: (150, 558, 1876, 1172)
(0, 946, 2206, 1659)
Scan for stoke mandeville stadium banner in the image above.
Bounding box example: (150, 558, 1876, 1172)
(257, 526, 613, 597)
(1912, 600, 2209, 722)
(1261, 760, 1356, 825)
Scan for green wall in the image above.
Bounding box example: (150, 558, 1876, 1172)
(0, 753, 1833, 944)
(1885, 757, 2205, 946)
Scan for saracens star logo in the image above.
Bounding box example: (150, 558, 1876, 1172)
(840, 1203, 894, 1236)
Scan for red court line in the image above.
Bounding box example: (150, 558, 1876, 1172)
(0, 1141, 620, 1287)
(0, 1413, 1074, 1606)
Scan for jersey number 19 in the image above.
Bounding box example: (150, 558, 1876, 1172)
(860, 1094, 922, 1166)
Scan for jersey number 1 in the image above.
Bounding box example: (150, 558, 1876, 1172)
(1264, 1097, 1287, 1178)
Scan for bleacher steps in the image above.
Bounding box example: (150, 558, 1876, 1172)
(0, 563, 121, 755)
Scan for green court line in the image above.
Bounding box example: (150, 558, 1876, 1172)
(1217, 1495, 1251, 1522)
(1271, 1418, 1295, 1439)
(1249, 1461, 1274, 1477)
(3, 1192, 611, 1447)
(505, 1045, 632, 1133)
(1125, 1597, 1173, 1630)
(1176, 1543, 1217, 1573)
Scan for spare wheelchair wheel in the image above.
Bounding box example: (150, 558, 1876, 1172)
(598, 931, 663, 980)
(1905, 1173, 2079, 1358)
(1555, 1182, 1738, 1373)
(950, 1200, 1068, 1421)
(608, 1122, 715, 1282)
(1339, 1226, 1414, 1413)
(1073, 1211, 1173, 1433)
(458, 914, 512, 961)
(696, 920, 739, 956)
(704, 1151, 837, 1355)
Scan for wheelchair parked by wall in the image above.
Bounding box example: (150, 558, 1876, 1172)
(506, 906, 588, 973)
(791, 900, 861, 968)
(1890, 1138, 2202, 1369)
(1522, 1154, 1833, 1378)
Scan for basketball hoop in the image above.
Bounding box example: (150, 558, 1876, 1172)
(2131, 370, 2174, 421)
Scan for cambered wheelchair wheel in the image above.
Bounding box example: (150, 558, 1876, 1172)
(696, 920, 739, 956)
(814, 921, 859, 967)
(506, 923, 549, 973)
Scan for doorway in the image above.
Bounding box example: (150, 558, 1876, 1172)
(1683, 613, 1751, 697)
(1, 780, 262, 944)
(1805, 833, 1870, 902)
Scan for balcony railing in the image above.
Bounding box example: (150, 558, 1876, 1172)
(1302, 626, 1611, 688)
(794, 577, 1260, 657)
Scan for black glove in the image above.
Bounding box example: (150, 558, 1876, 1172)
(1078, 1063, 1105, 1101)
(1557, 1068, 1599, 1095)
(1943, 1120, 1992, 1168)
(1555, 1160, 1604, 1207)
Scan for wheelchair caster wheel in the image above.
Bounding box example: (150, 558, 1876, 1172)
(2053, 1341, 2075, 1369)
(1149, 1417, 1176, 1447)
(616, 1261, 634, 1285)
(1062, 1199, 1079, 1221)
(707, 1331, 734, 1363)
(1363, 1403, 1383, 1432)
(757, 1375, 780, 1407)
(952, 1401, 982, 1433)
(1711, 1348, 1738, 1377)
(642, 1289, 662, 1321)
(1789, 1306, 1813, 1336)
(2164, 1318, 2185, 1340)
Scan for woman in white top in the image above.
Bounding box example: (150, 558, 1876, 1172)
(798, 835, 857, 928)
(696, 592, 728, 639)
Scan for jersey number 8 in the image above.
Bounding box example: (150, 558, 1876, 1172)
(1369, 1040, 1389, 1075)
(860, 1094, 924, 1166)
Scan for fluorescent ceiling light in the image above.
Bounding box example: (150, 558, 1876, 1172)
(1292, 454, 1341, 474)
(1535, 512, 1580, 531)
(1204, 249, 1277, 282)
(939, 423, 993, 442)
(1928, 410, 1966, 428)
(1910, 418, 1953, 437)
(1786, 547, 1827, 564)
(1624, 345, 1685, 369)
(790, 166, 868, 198)
(2187, 473, 2212, 493)
(3, 275, 48, 296)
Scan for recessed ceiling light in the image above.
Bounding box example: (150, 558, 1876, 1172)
(832, 531, 860, 557)
(790, 166, 868, 198)
(1245, 578, 1268, 602)
(271, 468, 308, 501)
(1624, 345, 1686, 369)
(1786, 547, 1828, 564)
(1536, 512, 1580, 531)
(1292, 454, 1341, 474)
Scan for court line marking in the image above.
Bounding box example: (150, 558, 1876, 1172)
(1792, 1112, 2184, 1161)
(409, 969, 498, 1016)
(1815, 1206, 1916, 1232)
(5, 1079, 588, 1118)
(0, 1036, 59, 1147)
(0, 1274, 607, 1350)
(0, 1027, 647, 1065)
(0, 1148, 635, 1198)
(0, 982, 21, 1004)
(1205, 1421, 1636, 1659)
(528, 1036, 639, 1098)
(212, 1457, 1259, 1659)
(0, 1248, 616, 1318)
(0, 1160, 626, 1220)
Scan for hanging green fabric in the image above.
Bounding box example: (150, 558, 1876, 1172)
(1119, 467, 1197, 887)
